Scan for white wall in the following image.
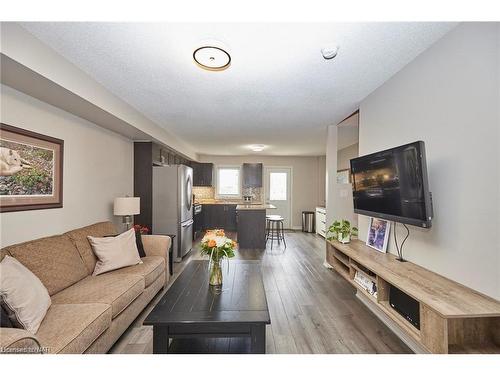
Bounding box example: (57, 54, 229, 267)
(326, 125, 359, 229)
(317, 155, 326, 207)
(337, 143, 358, 170)
(325, 125, 338, 229)
(198, 154, 322, 229)
(1, 85, 133, 247)
(358, 23, 500, 299)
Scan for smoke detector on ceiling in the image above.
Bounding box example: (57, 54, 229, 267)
(321, 45, 339, 60)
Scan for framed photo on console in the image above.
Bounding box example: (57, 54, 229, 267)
(0, 123, 64, 212)
(366, 217, 390, 253)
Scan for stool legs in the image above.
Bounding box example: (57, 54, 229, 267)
(271, 220, 275, 250)
(266, 219, 286, 251)
(280, 221, 286, 249)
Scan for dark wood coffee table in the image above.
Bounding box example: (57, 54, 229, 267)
(144, 260, 271, 354)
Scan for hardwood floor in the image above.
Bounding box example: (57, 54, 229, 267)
(110, 231, 411, 354)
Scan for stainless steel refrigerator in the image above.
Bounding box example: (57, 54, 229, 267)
(152, 165, 193, 262)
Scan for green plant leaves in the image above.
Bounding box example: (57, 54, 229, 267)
(326, 219, 358, 241)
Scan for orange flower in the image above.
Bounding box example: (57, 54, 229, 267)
(207, 239, 217, 248)
(206, 229, 225, 236)
(232, 240, 237, 247)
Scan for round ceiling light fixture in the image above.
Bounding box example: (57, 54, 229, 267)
(250, 144, 266, 152)
(193, 46, 231, 71)
(321, 45, 339, 60)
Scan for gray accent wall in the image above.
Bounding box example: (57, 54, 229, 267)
(358, 23, 500, 299)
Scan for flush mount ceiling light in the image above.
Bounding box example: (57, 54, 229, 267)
(193, 46, 231, 71)
(250, 144, 266, 152)
(321, 45, 339, 60)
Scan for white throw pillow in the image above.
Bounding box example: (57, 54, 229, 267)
(0, 255, 51, 334)
(88, 228, 142, 276)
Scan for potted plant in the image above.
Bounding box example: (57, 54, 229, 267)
(200, 229, 237, 287)
(327, 220, 358, 244)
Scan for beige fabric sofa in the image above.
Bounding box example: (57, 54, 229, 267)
(0, 221, 170, 354)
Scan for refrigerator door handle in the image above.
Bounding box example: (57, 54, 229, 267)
(181, 219, 194, 227)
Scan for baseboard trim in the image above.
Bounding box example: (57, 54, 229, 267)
(355, 291, 429, 354)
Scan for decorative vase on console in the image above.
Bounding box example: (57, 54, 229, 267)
(200, 229, 237, 287)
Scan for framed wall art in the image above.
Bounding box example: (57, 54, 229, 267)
(0, 123, 64, 212)
(366, 217, 391, 253)
(336, 168, 351, 184)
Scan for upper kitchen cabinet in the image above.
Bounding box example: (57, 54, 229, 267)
(242, 163, 263, 188)
(193, 162, 213, 186)
(152, 142, 191, 166)
(134, 141, 193, 228)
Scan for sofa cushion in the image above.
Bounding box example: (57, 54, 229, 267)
(0, 328, 42, 353)
(111, 256, 165, 287)
(51, 273, 144, 318)
(89, 228, 142, 276)
(36, 303, 111, 354)
(0, 255, 52, 334)
(3, 235, 88, 296)
(0, 248, 10, 262)
(65, 221, 117, 274)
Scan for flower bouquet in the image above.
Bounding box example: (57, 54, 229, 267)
(200, 229, 237, 286)
(133, 224, 149, 234)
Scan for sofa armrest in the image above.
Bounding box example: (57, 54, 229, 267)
(0, 328, 42, 354)
(141, 235, 171, 281)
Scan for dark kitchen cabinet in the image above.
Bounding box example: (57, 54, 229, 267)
(193, 208, 204, 240)
(134, 141, 193, 229)
(213, 205, 226, 228)
(202, 205, 221, 229)
(224, 205, 237, 231)
(202, 204, 237, 231)
(134, 142, 154, 229)
(242, 163, 263, 188)
(193, 163, 213, 186)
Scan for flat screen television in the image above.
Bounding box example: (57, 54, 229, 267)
(350, 141, 433, 228)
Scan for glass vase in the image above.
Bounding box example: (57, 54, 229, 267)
(209, 258, 223, 286)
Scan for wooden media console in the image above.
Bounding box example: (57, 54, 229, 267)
(326, 239, 500, 354)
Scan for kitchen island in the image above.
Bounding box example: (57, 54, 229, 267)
(236, 204, 276, 249)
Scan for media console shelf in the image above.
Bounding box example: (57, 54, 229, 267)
(326, 239, 500, 354)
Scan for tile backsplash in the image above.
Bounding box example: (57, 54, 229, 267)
(193, 186, 215, 200)
(193, 186, 262, 202)
(242, 187, 262, 202)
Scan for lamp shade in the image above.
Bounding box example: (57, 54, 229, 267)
(113, 197, 140, 216)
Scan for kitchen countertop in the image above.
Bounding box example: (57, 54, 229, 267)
(236, 204, 277, 210)
(196, 199, 263, 205)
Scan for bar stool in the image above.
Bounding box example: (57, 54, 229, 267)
(265, 215, 272, 240)
(266, 215, 286, 250)
(266, 215, 278, 241)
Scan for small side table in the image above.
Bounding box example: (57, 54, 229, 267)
(166, 234, 175, 276)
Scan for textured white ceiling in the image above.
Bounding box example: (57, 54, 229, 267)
(20, 22, 457, 156)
